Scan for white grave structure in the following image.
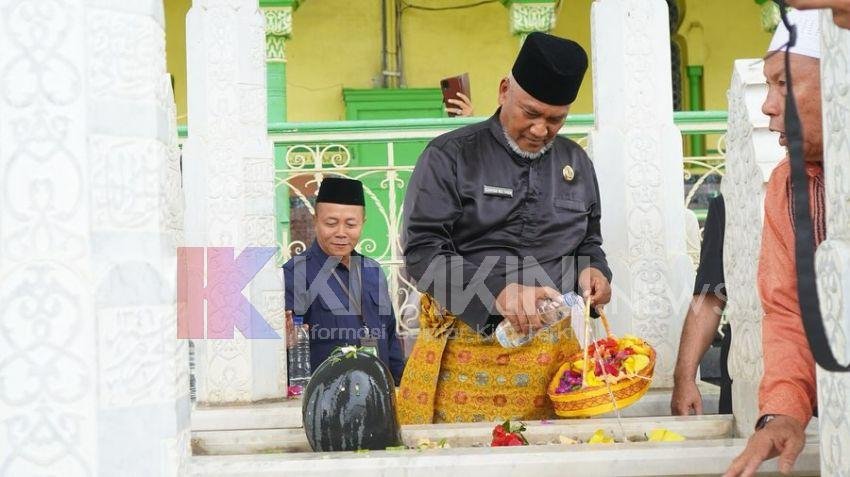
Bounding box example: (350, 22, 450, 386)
(589, 0, 695, 387)
(0, 1, 190, 474)
(814, 11, 850, 476)
(182, 0, 285, 404)
(4, 0, 850, 475)
(722, 58, 785, 436)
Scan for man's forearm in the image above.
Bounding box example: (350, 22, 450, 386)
(674, 294, 725, 382)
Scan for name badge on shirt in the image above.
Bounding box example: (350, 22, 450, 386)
(483, 185, 514, 198)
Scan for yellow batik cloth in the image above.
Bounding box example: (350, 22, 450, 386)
(397, 294, 580, 424)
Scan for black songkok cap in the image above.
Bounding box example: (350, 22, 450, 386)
(511, 32, 588, 106)
(316, 177, 365, 206)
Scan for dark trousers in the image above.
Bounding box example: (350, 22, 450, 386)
(719, 323, 732, 414)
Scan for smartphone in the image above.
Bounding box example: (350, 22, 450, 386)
(440, 73, 471, 117)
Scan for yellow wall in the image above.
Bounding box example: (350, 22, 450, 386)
(286, 0, 383, 121)
(400, 2, 518, 119)
(549, 1, 595, 114)
(165, 0, 772, 123)
(165, 0, 191, 124)
(679, 0, 772, 110)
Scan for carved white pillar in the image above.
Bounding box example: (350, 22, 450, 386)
(589, 0, 694, 387)
(815, 11, 850, 476)
(184, 0, 285, 404)
(722, 59, 785, 437)
(0, 1, 189, 474)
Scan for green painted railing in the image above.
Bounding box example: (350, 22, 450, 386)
(175, 110, 727, 139)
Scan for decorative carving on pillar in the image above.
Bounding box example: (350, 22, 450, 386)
(510, 3, 556, 34)
(589, 0, 694, 388)
(184, 0, 284, 404)
(503, 1, 557, 42)
(0, 1, 188, 474)
(261, 0, 297, 122)
(722, 59, 784, 437)
(815, 11, 850, 476)
(263, 7, 292, 62)
(0, 4, 90, 470)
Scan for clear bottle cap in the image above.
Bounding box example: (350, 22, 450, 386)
(561, 291, 584, 308)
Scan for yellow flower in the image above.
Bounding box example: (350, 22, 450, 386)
(588, 429, 615, 444)
(632, 344, 651, 356)
(584, 371, 603, 387)
(624, 354, 650, 375)
(647, 428, 685, 442)
(619, 335, 641, 346)
(619, 335, 651, 355)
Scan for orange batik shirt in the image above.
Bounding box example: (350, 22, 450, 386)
(757, 158, 826, 427)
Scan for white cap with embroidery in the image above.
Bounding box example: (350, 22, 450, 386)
(767, 8, 821, 59)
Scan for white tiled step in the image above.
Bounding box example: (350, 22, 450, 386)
(190, 438, 820, 477)
(192, 400, 302, 432)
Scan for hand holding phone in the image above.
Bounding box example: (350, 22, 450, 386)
(440, 73, 472, 117)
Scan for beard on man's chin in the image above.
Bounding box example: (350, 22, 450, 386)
(503, 130, 555, 160)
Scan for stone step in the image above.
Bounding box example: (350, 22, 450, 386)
(190, 437, 820, 477)
(190, 385, 721, 432)
(192, 414, 734, 456)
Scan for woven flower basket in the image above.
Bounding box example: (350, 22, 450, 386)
(547, 345, 655, 418)
(546, 301, 656, 418)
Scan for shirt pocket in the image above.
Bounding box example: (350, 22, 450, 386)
(554, 197, 590, 214)
(552, 197, 591, 245)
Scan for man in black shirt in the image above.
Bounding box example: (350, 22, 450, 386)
(671, 195, 731, 415)
(403, 33, 611, 335)
(398, 32, 612, 423)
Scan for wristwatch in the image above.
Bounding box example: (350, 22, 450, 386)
(755, 414, 778, 430)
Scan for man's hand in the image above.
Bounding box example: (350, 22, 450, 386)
(446, 92, 474, 117)
(578, 267, 611, 309)
(671, 378, 704, 415)
(786, 0, 850, 28)
(724, 415, 806, 477)
(495, 283, 562, 334)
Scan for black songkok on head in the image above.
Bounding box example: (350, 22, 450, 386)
(511, 31, 588, 106)
(316, 177, 365, 206)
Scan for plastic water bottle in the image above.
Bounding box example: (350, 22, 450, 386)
(287, 315, 312, 394)
(494, 291, 585, 348)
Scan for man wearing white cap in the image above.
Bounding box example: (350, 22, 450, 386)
(724, 8, 824, 477)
